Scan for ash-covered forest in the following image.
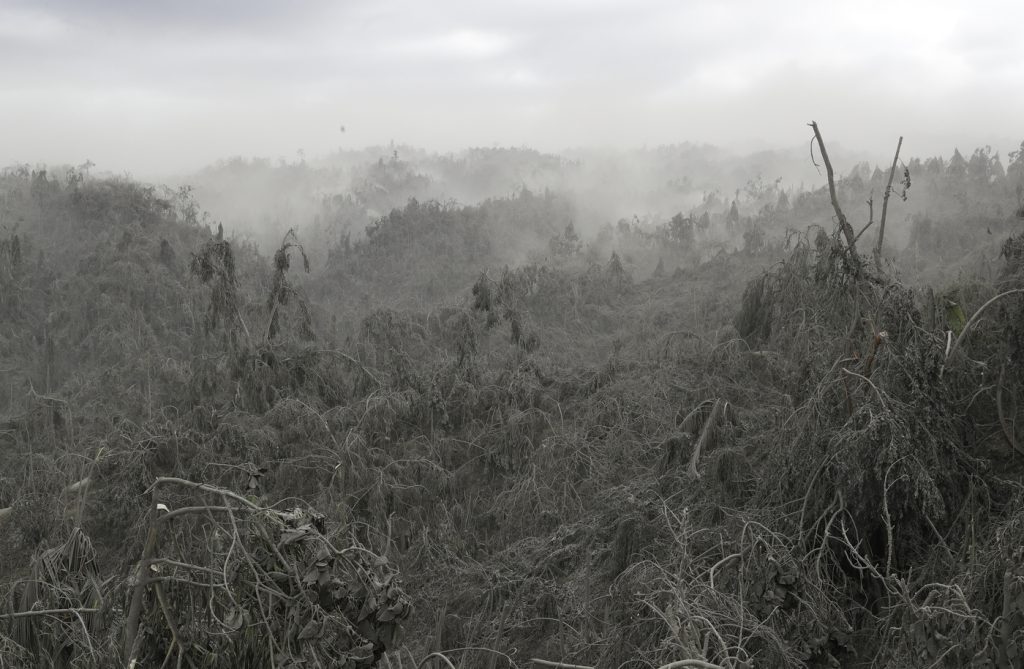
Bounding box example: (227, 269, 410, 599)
(2, 123, 1024, 669)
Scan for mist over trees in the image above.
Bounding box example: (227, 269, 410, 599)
(2, 126, 1024, 668)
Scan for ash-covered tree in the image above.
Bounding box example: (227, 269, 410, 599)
(667, 212, 694, 245)
(726, 200, 740, 228)
(0, 232, 24, 316)
(190, 235, 243, 340)
(776, 189, 790, 212)
(549, 221, 582, 258)
(947, 148, 968, 179)
(266, 228, 314, 342)
(1008, 141, 1024, 217)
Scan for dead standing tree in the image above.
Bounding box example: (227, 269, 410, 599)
(809, 122, 906, 275)
(875, 136, 905, 272)
(809, 122, 861, 267)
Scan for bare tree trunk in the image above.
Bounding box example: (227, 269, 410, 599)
(874, 136, 904, 271)
(809, 121, 860, 265)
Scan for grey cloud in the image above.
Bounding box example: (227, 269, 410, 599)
(6, 0, 331, 32)
(1, 0, 1022, 175)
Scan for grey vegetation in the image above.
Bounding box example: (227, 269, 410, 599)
(2, 3, 1024, 668)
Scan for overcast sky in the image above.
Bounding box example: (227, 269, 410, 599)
(2, 0, 1022, 177)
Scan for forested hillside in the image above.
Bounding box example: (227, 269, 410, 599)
(2, 132, 1024, 668)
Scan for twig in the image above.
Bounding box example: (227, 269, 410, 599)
(224, 499, 279, 669)
(154, 580, 187, 669)
(923, 514, 954, 562)
(798, 452, 837, 546)
(841, 367, 887, 410)
(854, 193, 873, 243)
(854, 219, 874, 243)
(708, 553, 741, 589)
(881, 457, 909, 578)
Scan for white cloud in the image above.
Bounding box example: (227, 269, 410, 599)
(384, 29, 515, 60)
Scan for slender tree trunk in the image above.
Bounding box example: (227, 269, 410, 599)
(875, 136, 904, 271)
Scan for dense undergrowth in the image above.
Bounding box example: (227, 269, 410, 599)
(1, 139, 1024, 668)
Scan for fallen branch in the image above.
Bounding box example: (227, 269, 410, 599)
(158, 504, 260, 524)
(147, 477, 261, 510)
(657, 660, 726, 669)
(0, 607, 99, 620)
(531, 659, 594, 669)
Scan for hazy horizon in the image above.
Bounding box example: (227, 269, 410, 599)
(2, 0, 1023, 178)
